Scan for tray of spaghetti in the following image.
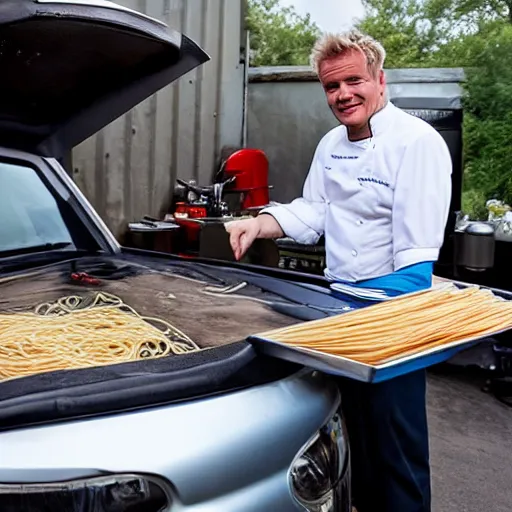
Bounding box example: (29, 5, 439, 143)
(248, 283, 512, 383)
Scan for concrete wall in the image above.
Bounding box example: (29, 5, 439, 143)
(247, 66, 465, 204)
(72, 0, 246, 239)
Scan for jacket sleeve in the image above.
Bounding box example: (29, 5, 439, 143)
(392, 129, 453, 270)
(259, 141, 328, 245)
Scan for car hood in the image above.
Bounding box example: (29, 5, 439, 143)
(0, 0, 209, 156)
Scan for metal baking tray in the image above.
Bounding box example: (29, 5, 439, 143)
(248, 320, 512, 383)
(248, 332, 508, 383)
(249, 282, 512, 382)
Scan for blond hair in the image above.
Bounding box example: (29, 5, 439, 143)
(310, 29, 386, 77)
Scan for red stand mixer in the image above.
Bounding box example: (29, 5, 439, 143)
(170, 149, 272, 254)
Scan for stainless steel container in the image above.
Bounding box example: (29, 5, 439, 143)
(456, 222, 496, 271)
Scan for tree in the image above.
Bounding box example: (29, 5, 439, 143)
(246, 0, 321, 67)
(356, 0, 512, 68)
(356, 0, 451, 68)
(462, 24, 512, 209)
(426, 0, 512, 26)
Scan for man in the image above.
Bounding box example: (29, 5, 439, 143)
(226, 30, 452, 512)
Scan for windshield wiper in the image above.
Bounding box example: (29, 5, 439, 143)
(0, 242, 74, 258)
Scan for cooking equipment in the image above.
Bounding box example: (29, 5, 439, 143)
(222, 149, 271, 210)
(456, 222, 496, 271)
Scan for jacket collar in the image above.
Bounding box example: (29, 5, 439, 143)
(343, 101, 396, 144)
(368, 101, 395, 138)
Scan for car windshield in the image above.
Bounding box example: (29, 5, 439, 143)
(0, 161, 74, 254)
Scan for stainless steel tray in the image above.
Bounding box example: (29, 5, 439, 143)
(249, 282, 512, 382)
(249, 330, 509, 383)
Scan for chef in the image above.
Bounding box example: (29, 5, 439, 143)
(225, 29, 452, 512)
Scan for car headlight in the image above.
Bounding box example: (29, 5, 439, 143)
(0, 474, 172, 511)
(289, 412, 349, 512)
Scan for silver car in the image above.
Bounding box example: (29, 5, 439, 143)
(0, 1, 351, 510)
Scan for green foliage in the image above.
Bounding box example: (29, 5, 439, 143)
(424, 0, 511, 31)
(462, 189, 489, 220)
(246, 0, 321, 67)
(356, 0, 510, 67)
(357, 0, 452, 68)
(462, 24, 512, 211)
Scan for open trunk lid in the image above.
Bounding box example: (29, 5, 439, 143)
(0, 0, 209, 156)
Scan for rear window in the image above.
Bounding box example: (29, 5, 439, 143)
(0, 161, 73, 252)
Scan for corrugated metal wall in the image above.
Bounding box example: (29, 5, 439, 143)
(72, 0, 246, 239)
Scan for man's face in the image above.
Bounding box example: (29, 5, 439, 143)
(319, 49, 386, 137)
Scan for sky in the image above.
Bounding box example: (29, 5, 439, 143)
(279, 0, 366, 33)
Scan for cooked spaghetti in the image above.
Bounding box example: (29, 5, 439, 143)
(255, 285, 512, 366)
(0, 292, 200, 381)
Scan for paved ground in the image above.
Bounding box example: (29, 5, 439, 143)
(428, 367, 512, 512)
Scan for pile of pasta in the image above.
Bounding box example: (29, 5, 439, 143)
(256, 285, 512, 366)
(0, 292, 200, 381)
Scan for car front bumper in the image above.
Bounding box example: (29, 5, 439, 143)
(0, 370, 350, 511)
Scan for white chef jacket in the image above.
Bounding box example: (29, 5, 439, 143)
(261, 102, 453, 284)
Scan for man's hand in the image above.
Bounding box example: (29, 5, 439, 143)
(225, 214, 284, 261)
(225, 218, 261, 261)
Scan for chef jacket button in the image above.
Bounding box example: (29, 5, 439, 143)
(357, 219, 364, 225)
(351, 250, 358, 257)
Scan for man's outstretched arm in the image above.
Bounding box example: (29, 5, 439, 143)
(225, 139, 329, 260)
(225, 214, 284, 261)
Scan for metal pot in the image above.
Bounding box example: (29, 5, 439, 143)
(456, 222, 496, 271)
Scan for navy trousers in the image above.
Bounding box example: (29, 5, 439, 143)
(338, 370, 431, 512)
